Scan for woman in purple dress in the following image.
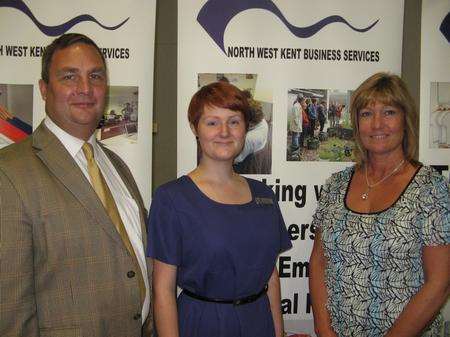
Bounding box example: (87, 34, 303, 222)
(147, 82, 291, 337)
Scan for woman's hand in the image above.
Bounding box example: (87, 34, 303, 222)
(315, 329, 338, 337)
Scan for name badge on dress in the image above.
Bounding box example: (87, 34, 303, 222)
(254, 197, 273, 206)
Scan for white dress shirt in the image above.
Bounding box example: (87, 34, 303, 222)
(44, 118, 150, 322)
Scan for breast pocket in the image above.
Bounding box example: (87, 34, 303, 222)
(39, 200, 103, 264)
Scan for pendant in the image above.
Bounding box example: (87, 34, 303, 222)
(361, 192, 368, 200)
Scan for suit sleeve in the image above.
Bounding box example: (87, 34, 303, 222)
(0, 169, 39, 337)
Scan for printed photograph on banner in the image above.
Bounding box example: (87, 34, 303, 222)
(287, 88, 355, 162)
(429, 82, 450, 149)
(198, 73, 273, 174)
(0, 84, 33, 149)
(98, 86, 138, 144)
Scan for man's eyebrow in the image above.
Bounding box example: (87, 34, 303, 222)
(56, 67, 79, 74)
(55, 67, 106, 75)
(90, 67, 106, 73)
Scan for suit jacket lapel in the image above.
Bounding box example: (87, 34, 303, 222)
(32, 122, 124, 248)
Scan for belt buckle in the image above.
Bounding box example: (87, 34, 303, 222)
(233, 299, 244, 306)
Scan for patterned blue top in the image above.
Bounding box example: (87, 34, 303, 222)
(312, 165, 449, 337)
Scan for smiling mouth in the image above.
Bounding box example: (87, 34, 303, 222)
(71, 102, 95, 108)
(370, 134, 388, 139)
(214, 140, 234, 144)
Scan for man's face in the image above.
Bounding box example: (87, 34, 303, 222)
(39, 43, 107, 140)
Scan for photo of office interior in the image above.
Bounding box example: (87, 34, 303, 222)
(99, 86, 139, 143)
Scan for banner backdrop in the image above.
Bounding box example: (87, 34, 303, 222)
(0, 0, 155, 203)
(420, 0, 450, 170)
(420, 1, 450, 331)
(178, 0, 404, 335)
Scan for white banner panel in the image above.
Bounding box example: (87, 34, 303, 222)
(0, 0, 155, 203)
(178, 1, 403, 335)
(420, 1, 450, 331)
(420, 0, 450, 169)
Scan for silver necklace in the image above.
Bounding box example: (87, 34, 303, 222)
(362, 159, 405, 200)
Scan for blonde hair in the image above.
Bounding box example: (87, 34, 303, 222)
(350, 72, 419, 166)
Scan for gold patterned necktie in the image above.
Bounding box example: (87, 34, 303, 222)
(81, 142, 146, 303)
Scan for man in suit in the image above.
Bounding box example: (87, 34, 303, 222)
(0, 33, 152, 337)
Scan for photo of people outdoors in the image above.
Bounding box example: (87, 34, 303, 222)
(0, 84, 33, 150)
(99, 86, 138, 142)
(429, 82, 450, 149)
(198, 73, 273, 174)
(287, 88, 354, 162)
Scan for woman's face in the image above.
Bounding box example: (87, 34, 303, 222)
(300, 100, 307, 110)
(194, 105, 246, 163)
(358, 101, 405, 159)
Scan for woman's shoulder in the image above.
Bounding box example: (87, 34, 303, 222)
(414, 165, 449, 196)
(245, 177, 275, 198)
(153, 176, 192, 200)
(315, 166, 354, 203)
(325, 165, 354, 187)
(416, 165, 448, 182)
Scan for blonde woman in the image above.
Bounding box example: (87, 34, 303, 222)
(309, 73, 449, 337)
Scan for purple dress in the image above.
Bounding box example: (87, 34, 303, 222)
(147, 176, 291, 337)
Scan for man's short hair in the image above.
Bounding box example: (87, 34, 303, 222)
(41, 33, 106, 83)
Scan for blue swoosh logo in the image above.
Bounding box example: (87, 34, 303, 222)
(440, 12, 450, 43)
(0, 0, 129, 36)
(197, 0, 379, 53)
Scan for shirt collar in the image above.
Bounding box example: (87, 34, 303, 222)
(44, 117, 97, 159)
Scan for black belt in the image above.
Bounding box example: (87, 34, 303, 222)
(182, 285, 268, 306)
